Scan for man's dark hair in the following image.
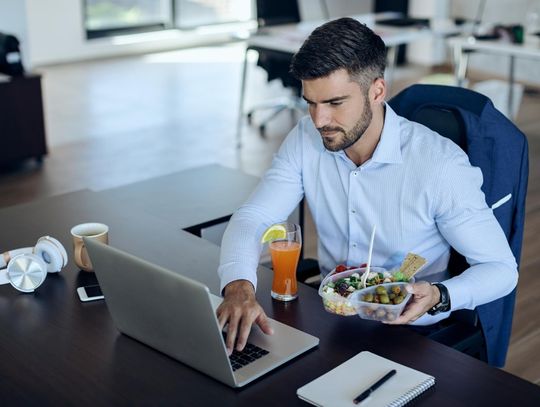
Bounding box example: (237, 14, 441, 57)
(290, 17, 386, 89)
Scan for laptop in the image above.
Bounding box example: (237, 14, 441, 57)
(84, 239, 319, 388)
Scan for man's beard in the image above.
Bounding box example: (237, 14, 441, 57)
(318, 102, 373, 152)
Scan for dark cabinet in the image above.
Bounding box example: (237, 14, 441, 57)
(0, 74, 47, 166)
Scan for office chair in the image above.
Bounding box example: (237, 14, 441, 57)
(388, 84, 528, 367)
(246, 0, 304, 138)
(0, 32, 24, 76)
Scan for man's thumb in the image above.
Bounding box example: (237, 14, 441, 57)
(405, 284, 415, 294)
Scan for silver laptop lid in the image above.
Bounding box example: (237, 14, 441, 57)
(84, 238, 237, 387)
(85, 239, 319, 388)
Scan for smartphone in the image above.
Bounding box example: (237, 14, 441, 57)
(77, 284, 104, 302)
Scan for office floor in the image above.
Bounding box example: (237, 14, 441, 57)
(0, 42, 538, 384)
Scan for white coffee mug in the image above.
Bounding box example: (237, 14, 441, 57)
(70, 223, 109, 272)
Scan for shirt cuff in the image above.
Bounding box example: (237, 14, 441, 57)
(218, 262, 258, 296)
(442, 277, 471, 311)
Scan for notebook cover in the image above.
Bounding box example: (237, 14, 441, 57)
(297, 351, 435, 407)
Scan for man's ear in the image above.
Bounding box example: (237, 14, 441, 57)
(370, 78, 386, 104)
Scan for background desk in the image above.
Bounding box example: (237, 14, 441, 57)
(1, 189, 539, 405)
(449, 35, 540, 116)
(237, 14, 435, 147)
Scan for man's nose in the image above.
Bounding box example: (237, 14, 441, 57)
(311, 106, 331, 128)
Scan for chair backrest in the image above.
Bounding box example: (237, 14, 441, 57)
(408, 106, 467, 151)
(252, 0, 302, 94)
(256, 0, 300, 27)
(388, 84, 529, 367)
(0, 32, 24, 77)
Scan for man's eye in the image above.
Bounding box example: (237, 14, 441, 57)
(329, 101, 343, 106)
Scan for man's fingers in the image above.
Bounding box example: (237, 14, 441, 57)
(385, 304, 421, 325)
(225, 313, 240, 355)
(236, 314, 255, 352)
(236, 308, 274, 350)
(216, 306, 228, 331)
(216, 280, 273, 353)
(255, 311, 274, 335)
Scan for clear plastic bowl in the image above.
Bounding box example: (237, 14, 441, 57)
(318, 267, 387, 316)
(349, 282, 412, 322)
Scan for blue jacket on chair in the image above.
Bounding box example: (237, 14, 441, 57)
(389, 84, 529, 367)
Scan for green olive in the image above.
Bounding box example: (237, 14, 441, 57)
(391, 285, 401, 295)
(394, 295, 405, 304)
(379, 294, 390, 304)
(375, 286, 386, 295)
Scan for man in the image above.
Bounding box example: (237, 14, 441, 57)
(217, 17, 517, 355)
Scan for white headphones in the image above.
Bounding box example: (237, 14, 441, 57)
(0, 236, 68, 292)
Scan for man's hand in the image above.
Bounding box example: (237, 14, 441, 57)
(216, 280, 274, 355)
(385, 281, 440, 325)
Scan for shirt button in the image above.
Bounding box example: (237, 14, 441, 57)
(351, 209, 356, 214)
(352, 243, 357, 248)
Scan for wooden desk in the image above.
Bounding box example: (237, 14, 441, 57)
(0, 189, 539, 405)
(97, 164, 305, 258)
(96, 164, 259, 236)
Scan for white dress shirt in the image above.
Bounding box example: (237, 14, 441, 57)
(218, 104, 517, 325)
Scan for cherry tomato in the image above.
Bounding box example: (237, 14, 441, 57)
(335, 264, 347, 273)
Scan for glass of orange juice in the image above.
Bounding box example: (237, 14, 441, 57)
(267, 223, 302, 301)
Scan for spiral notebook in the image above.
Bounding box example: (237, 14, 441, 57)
(297, 351, 435, 407)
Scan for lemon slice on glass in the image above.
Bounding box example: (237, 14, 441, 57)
(260, 224, 287, 244)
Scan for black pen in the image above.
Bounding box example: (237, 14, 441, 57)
(353, 369, 397, 404)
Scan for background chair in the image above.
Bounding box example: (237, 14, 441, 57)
(246, 0, 304, 138)
(0, 32, 24, 76)
(388, 84, 529, 367)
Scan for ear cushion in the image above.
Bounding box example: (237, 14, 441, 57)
(7, 253, 48, 292)
(35, 236, 68, 273)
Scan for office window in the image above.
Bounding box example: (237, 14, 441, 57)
(174, 0, 252, 28)
(85, 0, 171, 38)
(84, 0, 252, 39)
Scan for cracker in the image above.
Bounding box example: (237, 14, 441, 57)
(399, 253, 427, 280)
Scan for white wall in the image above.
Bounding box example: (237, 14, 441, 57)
(0, 0, 29, 68)
(24, 0, 86, 66)
(452, 0, 529, 26)
(407, 0, 450, 65)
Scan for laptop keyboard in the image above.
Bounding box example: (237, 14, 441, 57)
(222, 332, 269, 371)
